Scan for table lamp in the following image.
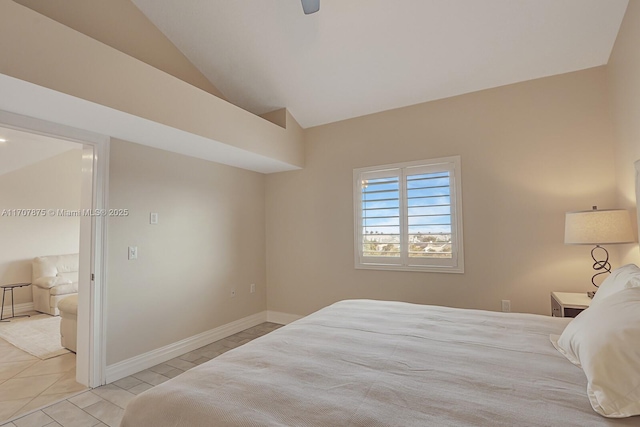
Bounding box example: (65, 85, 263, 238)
(565, 206, 635, 295)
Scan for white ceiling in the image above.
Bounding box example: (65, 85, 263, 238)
(131, 0, 628, 128)
(0, 126, 80, 177)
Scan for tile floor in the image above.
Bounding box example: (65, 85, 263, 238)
(0, 332, 85, 423)
(1, 322, 283, 427)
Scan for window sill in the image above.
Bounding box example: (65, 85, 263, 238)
(355, 263, 464, 274)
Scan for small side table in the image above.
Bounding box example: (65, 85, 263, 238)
(1, 283, 31, 322)
(551, 292, 591, 318)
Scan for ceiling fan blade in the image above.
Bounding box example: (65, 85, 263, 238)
(301, 0, 320, 14)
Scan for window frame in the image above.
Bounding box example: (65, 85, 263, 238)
(353, 156, 464, 273)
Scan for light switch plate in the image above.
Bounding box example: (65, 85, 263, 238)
(150, 212, 158, 225)
(128, 246, 138, 260)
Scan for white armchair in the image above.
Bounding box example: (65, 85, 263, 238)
(32, 254, 79, 316)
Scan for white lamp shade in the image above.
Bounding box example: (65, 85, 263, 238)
(565, 209, 635, 245)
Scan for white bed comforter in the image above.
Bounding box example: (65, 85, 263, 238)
(120, 300, 638, 426)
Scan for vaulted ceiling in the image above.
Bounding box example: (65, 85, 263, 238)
(133, 1, 628, 128)
(0, 126, 80, 176)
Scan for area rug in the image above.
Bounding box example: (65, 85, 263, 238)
(0, 314, 69, 359)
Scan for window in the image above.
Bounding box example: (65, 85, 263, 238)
(353, 156, 464, 273)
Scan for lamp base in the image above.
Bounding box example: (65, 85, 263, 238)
(590, 245, 611, 288)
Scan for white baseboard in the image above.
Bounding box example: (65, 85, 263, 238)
(105, 311, 267, 384)
(267, 310, 304, 325)
(1, 302, 34, 316)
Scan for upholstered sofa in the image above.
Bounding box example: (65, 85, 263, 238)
(32, 254, 79, 316)
(58, 295, 77, 352)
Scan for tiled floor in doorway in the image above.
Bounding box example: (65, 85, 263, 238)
(0, 337, 85, 423)
(1, 322, 283, 427)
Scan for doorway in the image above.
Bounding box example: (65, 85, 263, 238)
(0, 110, 108, 391)
(0, 127, 86, 421)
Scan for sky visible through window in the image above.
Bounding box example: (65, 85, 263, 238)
(362, 171, 452, 258)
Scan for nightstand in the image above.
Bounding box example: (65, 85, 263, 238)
(551, 292, 591, 318)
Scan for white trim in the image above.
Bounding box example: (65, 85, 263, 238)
(86, 137, 110, 388)
(105, 311, 268, 384)
(0, 302, 34, 316)
(0, 110, 107, 146)
(266, 311, 304, 325)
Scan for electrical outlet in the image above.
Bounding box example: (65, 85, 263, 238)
(250, 283, 255, 293)
(150, 212, 159, 224)
(231, 287, 236, 298)
(128, 246, 138, 260)
(501, 300, 511, 313)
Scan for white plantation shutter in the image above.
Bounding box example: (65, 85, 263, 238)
(359, 168, 402, 266)
(354, 156, 464, 273)
(404, 163, 458, 268)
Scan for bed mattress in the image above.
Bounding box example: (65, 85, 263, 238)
(120, 300, 638, 426)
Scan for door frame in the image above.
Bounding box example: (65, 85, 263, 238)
(0, 110, 109, 387)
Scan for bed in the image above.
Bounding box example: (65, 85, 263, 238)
(120, 299, 638, 426)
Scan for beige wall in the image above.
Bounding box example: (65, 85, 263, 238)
(13, 0, 225, 99)
(607, 0, 640, 266)
(106, 139, 266, 365)
(266, 67, 618, 317)
(0, 150, 82, 307)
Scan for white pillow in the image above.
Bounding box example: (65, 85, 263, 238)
(556, 287, 640, 418)
(590, 264, 640, 306)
